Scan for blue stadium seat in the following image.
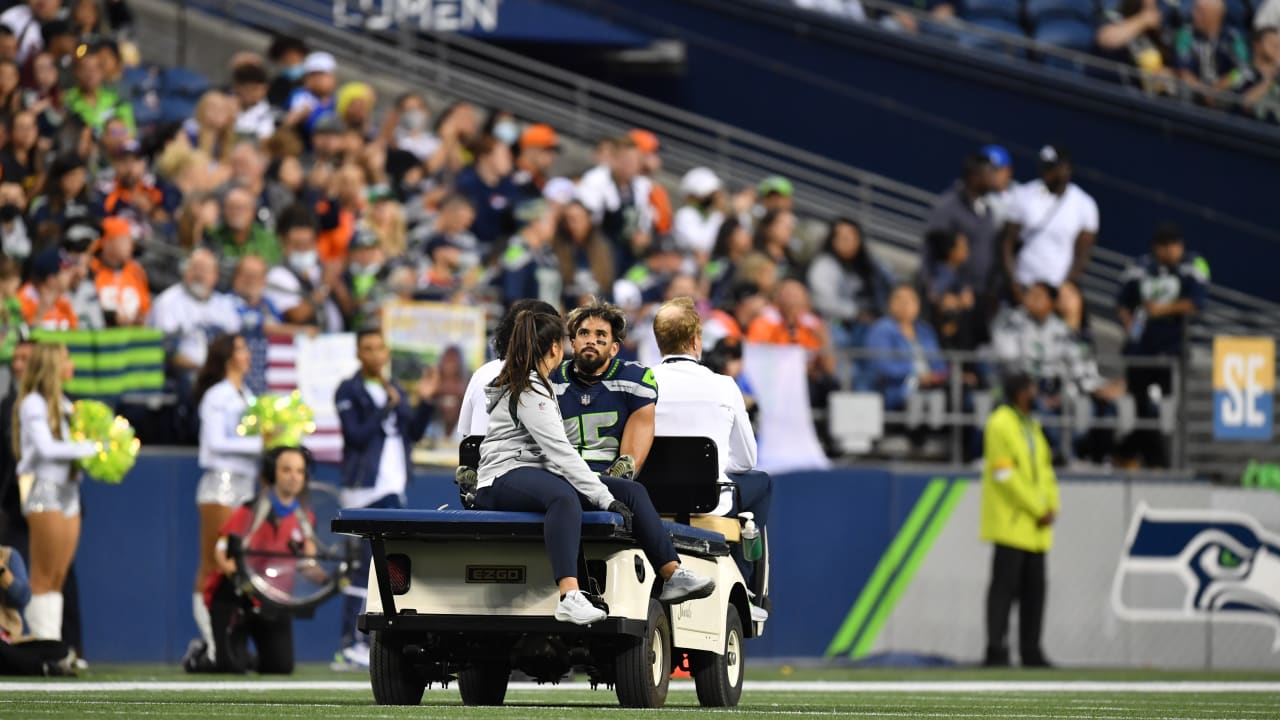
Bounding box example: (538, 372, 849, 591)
(963, 0, 1023, 22)
(957, 17, 1029, 52)
(159, 67, 210, 99)
(1027, 0, 1098, 23)
(1034, 18, 1097, 51)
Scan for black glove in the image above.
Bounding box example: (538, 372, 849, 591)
(605, 454, 637, 480)
(607, 500, 634, 533)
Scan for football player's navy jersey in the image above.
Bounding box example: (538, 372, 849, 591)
(550, 358, 658, 472)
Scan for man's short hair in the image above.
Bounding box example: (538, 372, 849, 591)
(276, 204, 317, 234)
(231, 63, 268, 86)
(1152, 222, 1184, 246)
(654, 297, 701, 357)
(566, 299, 628, 344)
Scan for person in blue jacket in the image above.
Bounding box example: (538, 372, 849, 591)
(861, 285, 948, 411)
(332, 330, 437, 669)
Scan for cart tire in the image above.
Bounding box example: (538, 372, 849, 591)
(614, 599, 671, 708)
(691, 605, 745, 707)
(458, 662, 511, 706)
(369, 631, 425, 706)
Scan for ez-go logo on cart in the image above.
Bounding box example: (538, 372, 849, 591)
(465, 565, 527, 583)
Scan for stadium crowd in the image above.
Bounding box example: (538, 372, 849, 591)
(796, 0, 1280, 123)
(0, 0, 1206, 469)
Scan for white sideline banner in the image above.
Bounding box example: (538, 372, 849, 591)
(743, 342, 831, 474)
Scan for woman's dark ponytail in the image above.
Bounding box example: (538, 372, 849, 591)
(493, 309, 564, 400)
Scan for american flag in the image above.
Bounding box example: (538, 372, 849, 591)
(265, 334, 348, 464)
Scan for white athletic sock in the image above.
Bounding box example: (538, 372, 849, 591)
(25, 592, 63, 640)
(192, 592, 215, 660)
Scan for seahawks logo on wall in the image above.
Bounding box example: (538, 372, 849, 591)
(1111, 504, 1280, 650)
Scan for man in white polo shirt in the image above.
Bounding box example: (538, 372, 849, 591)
(650, 297, 771, 620)
(1001, 145, 1099, 303)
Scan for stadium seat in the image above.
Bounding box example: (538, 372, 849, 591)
(829, 391, 885, 454)
(1034, 18, 1097, 52)
(1027, 0, 1098, 23)
(964, 0, 1023, 22)
(957, 17, 1028, 53)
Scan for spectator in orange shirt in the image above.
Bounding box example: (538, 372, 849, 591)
(90, 217, 150, 327)
(17, 248, 76, 331)
(746, 279, 838, 415)
(102, 140, 170, 225)
(629, 129, 672, 236)
(314, 163, 363, 263)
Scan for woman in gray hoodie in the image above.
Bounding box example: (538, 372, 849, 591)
(477, 307, 713, 625)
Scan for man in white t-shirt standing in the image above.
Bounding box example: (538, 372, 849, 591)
(1001, 145, 1099, 304)
(650, 297, 771, 621)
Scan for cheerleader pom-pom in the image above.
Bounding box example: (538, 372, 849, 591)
(71, 401, 139, 484)
(237, 391, 316, 449)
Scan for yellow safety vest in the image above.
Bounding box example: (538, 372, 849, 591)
(979, 404, 1060, 553)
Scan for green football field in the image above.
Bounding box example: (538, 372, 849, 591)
(4, 665, 1280, 719)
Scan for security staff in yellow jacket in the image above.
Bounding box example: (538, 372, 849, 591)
(980, 372, 1059, 667)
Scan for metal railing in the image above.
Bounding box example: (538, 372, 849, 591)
(830, 346, 1182, 466)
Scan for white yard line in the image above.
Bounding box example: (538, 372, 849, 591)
(1, 680, 1279, 693)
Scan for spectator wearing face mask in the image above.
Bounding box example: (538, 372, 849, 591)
(384, 93, 438, 163)
(266, 35, 307, 110)
(283, 51, 337, 142)
(265, 204, 342, 332)
(331, 227, 389, 332)
(149, 248, 241, 373)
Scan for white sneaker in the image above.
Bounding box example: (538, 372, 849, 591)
(750, 604, 770, 623)
(659, 568, 716, 603)
(554, 590, 608, 625)
(335, 642, 370, 670)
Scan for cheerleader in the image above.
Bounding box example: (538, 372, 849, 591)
(185, 334, 263, 669)
(15, 342, 96, 640)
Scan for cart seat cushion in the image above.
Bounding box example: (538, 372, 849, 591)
(332, 508, 728, 555)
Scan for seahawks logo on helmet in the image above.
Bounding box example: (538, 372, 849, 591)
(1111, 504, 1280, 650)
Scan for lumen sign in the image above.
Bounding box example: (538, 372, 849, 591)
(333, 0, 500, 32)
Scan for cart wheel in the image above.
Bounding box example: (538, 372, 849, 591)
(615, 599, 671, 708)
(458, 662, 511, 706)
(369, 631, 425, 706)
(691, 605, 744, 707)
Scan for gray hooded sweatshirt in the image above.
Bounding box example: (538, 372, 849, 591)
(477, 372, 617, 510)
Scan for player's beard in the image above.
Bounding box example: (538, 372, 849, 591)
(574, 346, 609, 376)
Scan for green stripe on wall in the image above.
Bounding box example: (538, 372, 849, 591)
(823, 479, 947, 657)
(850, 479, 970, 658)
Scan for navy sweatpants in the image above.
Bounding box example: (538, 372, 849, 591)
(729, 470, 773, 600)
(476, 468, 679, 582)
(342, 493, 403, 649)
